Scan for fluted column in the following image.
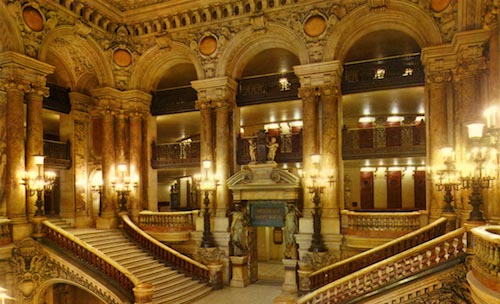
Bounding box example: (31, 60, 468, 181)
(25, 91, 47, 219)
(0, 52, 54, 240)
(69, 92, 93, 228)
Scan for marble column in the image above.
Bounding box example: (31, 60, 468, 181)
(294, 62, 344, 256)
(115, 111, 127, 164)
(129, 112, 143, 221)
(69, 92, 93, 228)
(0, 91, 6, 217)
(318, 66, 343, 218)
(25, 91, 46, 219)
(451, 30, 489, 223)
(99, 111, 117, 228)
(0, 52, 54, 240)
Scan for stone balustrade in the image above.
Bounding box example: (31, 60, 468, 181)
(345, 210, 421, 237)
(0, 218, 11, 245)
(299, 227, 467, 304)
(470, 226, 500, 295)
(138, 210, 198, 232)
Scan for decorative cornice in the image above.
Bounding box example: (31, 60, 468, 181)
(192, 77, 238, 110)
(91, 87, 152, 115)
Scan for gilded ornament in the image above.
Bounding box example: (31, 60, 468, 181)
(304, 15, 327, 37)
(199, 36, 218, 56)
(113, 49, 133, 67)
(22, 6, 44, 32)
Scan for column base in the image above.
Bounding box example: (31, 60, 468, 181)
(281, 259, 298, 294)
(230, 256, 250, 287)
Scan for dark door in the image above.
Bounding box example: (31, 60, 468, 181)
(387, 170, 402, 209)
(360, 172, 374, 209)
(414, 170, 426, 209)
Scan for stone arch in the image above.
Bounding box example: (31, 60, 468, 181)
(38, 26, 115, 92)
(128, 43, 204, 92)
(217, 23, 309, 79)
(35, 279, 121, 304)
(0, 1, 23, 53)
(324, 1, 443, 62)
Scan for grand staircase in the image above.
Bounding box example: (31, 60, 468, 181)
(68, 229, 212, 304)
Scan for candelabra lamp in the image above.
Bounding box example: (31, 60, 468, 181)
(0, 287, 15, 304)
(460, 123, 496, 222)
(306, 154, 334, 253)
(435, 147, 461, 213)
(21, 155, 56, 217)
(91, 173, 103, 216)
(111, 164, 138, 212)
(193, 160, 218, 248)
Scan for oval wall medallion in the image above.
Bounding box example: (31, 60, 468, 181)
(199, 36, 217, 56)
(430, 0, 451, 12)
(304, 15, 327, 37)
(23, 6, 44, 32)
(113, 49, 132, 67)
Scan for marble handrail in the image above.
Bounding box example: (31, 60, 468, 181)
(42, 220, 141, 299)
(306, 217, 447, 292)
(346, 210, 421, 232)
(471, 225, 500, 293)
(299, 227, 467, 304)
(121, 214, 214, 285)
(138, 210, 198, 232)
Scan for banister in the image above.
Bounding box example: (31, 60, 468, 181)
(121, 214, 210, 277)
(308, 217, 447, 290)
(41, 220, 141, 299)
(299, 227, 467, 304)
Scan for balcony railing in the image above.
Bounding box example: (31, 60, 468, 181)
(44, 139, 71, 169)
(342, 123, 425, 160)
(151, 140, 200, 169)
(344, 210, 421, 238)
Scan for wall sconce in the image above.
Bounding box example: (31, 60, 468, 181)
(111, 164, 138, 213)
(21, 155, 56, 217)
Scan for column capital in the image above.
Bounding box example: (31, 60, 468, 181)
(69, 92, 93, 114)
(191, 77, 238, 110)
(91, 87, 151, 117)
(0, 51, 54, 95)
(293, 61, 343, 88)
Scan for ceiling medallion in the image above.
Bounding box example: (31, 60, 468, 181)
(113, 49, 132, 67)
(22, 6, 44, 32)
(304, 15, 327, 37)
(430, 0, 451, 13)
(199, 36, 218, 56)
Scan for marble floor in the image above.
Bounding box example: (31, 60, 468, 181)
(192, 261, 286, 304)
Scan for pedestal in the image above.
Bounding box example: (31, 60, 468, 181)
(133, 283, 154, 304)
(297, 263, 313, 295)
(442, 212, 457, 232)
(31, 216, 46, 239)
(281, 259, 298, 294)
(208, 263, 224, 290)
(230, 256, 250, 287)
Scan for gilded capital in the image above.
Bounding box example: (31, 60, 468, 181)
(298, 86, 319, 100)
(425, 70, 452, 85)
(195, 98, 212, 110)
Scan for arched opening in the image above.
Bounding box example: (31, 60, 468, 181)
(42, 283, 105, 304)
(341, 29, 426, 213)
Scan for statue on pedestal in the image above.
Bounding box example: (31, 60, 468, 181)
(230, 203, 249, 256)
(284, 203, 300, 260)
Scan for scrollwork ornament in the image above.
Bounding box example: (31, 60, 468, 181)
(195, 98, 212, 110)
(426, 70, 452, 85)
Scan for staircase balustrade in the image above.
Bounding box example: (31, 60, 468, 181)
(299, 227, 467, 304)
(151, 140, 200, 168)
(470, 225, 500, 293)
(121, 215, 215, 286)
(41, 221, 140, 301)
(138, 210, 198, 232)
(305, 217, 447, 293)
(0, 219, 11, 245)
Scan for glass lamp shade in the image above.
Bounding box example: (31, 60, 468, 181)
(33, 155, 45, 166)
(466, 123, 485, 139)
